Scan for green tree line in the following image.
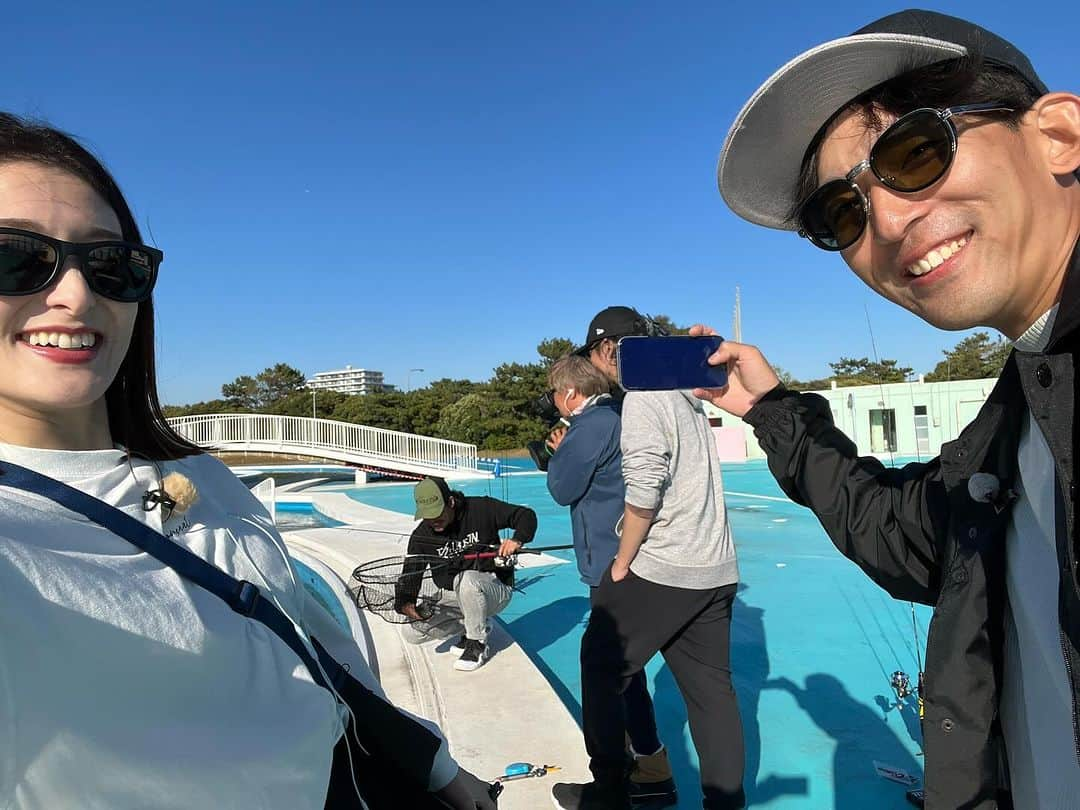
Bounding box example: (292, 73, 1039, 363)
(163, 329, 1010, 450)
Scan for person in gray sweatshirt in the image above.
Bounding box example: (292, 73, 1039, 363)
(552, 306, 745, 810)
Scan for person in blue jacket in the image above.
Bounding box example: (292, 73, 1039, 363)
(545, 354, 677, 809)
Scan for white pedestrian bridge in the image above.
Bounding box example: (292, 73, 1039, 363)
(167, 414, 489, 479)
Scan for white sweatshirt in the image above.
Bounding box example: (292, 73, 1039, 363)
(0, 444, 455, 809)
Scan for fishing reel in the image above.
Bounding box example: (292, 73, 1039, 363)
(890, 670, 913, 701)
(891, 670, 926, 718)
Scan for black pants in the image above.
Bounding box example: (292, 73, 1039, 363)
(581, 568, 744, 809)
(588, 586, 663, 758)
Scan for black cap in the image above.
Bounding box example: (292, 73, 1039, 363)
(576, 306, 652, 355)
(718, 9, 1049, 231)
(853, 10, 1045, 93)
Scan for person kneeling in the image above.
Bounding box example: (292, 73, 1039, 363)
(395, 477, 536, 671)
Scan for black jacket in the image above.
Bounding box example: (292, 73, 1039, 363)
(744, 243, 1080, 809)
(394, 495, 537, 609)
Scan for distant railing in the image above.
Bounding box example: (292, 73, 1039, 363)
(167, 414, 480, 474)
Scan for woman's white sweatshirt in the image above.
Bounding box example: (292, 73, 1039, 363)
(0, 444, 454, 809)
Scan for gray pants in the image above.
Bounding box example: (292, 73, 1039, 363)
(402, 570, 512, 645)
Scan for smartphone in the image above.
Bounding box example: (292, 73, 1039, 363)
(616, 335, 728, 391)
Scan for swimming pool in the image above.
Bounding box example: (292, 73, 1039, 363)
(336, 461, 931, 808)
(293, 557, 351, 630)
(277, 501, 346, 530)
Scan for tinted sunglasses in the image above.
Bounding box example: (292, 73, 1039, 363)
(797, 103, 1014, 251)
(0, 227, 162, 302)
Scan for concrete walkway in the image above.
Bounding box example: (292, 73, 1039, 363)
(283, 502, 590, 809)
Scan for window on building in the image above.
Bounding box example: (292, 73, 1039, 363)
(869, 408, 898, 453)
(913, 405, 930, 455)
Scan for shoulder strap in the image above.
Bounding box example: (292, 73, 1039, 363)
(0, 459, 339, 694)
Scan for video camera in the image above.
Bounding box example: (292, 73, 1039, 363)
(527, 390, 571, 472)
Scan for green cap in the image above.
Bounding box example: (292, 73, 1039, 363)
(414, 478, 447, 520)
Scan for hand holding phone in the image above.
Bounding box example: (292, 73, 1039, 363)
(616, 335, 728, 391)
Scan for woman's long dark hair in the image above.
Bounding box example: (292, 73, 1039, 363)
(0, 112, 201, 459)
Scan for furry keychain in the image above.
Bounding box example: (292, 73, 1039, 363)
(161, 472, 198, 514)
(142, 471, 198, 518)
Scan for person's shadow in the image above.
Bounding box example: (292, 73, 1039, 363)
(503, 595, 591, 718)
(733, 589, 809, 805)
(874, 691, 924, 754)
(765, 674, 921, 808)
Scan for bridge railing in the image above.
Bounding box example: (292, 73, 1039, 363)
(167, 414, 480, 473)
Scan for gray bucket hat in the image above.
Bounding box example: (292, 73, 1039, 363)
(716, 9, 1047, 232)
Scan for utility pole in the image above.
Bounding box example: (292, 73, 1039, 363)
(407, 368, 424, 392)
(732, 286, 742, 343)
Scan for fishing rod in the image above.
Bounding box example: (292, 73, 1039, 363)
(332, 524, 575, 551)
(865, 304, 926, 722)
(461, 544, 574, 560)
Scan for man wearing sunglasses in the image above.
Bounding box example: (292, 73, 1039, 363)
(700, 9, 1080, 809)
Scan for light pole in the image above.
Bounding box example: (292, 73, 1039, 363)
(407, 368, 424, 392)
(311, 388, 317, 420)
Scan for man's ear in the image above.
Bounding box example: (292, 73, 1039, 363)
(1031, 93, 1080, 177)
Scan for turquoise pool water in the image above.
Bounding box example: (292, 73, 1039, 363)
(293, 557, 351, 631)
(335, 460, 932, 808)
(277, 501, 346, 530)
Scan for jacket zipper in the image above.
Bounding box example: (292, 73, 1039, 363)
(580, 512, 591, 568)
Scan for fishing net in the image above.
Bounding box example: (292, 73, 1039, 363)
(349, 554, 449, 624)
(349, 544, 571, 624)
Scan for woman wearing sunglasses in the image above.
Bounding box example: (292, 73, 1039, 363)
(702, 9, 1080, 810)
(0, 113, 495, 809)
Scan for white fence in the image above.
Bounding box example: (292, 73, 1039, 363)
(167, 414, 481, 476)
(251, 477, 276, 524)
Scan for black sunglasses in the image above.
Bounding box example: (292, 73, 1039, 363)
(797, 103, 1014, 252)
(0, 227, 162, 302)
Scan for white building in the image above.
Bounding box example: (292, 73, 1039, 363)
(708, 376, 998, 462)
(307, 365, 389, 396)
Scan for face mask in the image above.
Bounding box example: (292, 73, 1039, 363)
(571, 393, 608, 416)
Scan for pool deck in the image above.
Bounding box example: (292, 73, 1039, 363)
(282, 502, 591, 809)
(277, 464, 934, 809)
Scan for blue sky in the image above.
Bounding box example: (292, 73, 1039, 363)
(4, 1, 1075, 403)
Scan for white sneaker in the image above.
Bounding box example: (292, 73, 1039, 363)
(454, 639, 487, 671)
(452, 622, 492, 656)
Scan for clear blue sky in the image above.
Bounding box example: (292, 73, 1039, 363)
(5, 1, 1075, 403)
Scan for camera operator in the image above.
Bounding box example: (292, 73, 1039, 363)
(526, 390, 571, 473)
(545, 354, 677, 809)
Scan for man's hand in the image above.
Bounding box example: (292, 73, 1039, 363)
(688, 324, 781, 418)
(498, 539, 522, 558)
(433, 766, 498, 809)
(612, 503, 652, 582)
(398, 602, 427, 623)
(546, 425, 567, 452)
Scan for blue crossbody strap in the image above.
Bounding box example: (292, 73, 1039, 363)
(0, 459, 338, 694)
